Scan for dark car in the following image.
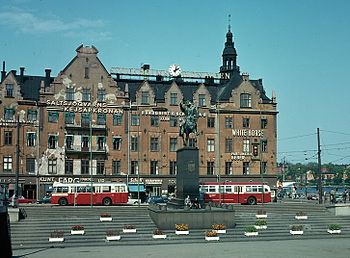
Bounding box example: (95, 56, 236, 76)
(147, 196, 168, 204)
(36, 195, 51, 204)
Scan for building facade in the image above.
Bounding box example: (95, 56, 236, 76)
(0, 28, 278, 199)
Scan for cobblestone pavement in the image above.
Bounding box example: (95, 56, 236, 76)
(13, 238, 350, 258)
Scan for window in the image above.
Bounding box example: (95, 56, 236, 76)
(243, 139, 250, 153)
(261, 118, 268, 129)
(26, 132, 36, 147)
(225, 117, 233, 128)
(207, 138, 215, 152)
(131, 136, 139, 152)
(65, 112, 75, 124)
(243, 162, 250, 175)
(48, 111, 58, 123)
(112, 137, 122, 150)
(225, 162, 233, 175)
(3, 156, 12, 172)
(97, 113, 106, 125)
(26, 158, 35, 174)
(150, 137, 159, 151)
(66, 136, 73, 150)
(113, 114, 122, 126)
(48, 159, 57, 174)
(97, 89, 105, 102)
(141, 91, 149, 104)
(81, 136, 89, 150)
(131, 114, 139, 126)
(207, 117, 215, 128)
(150, 115, 159, 127)
(97, 136, 105, 150)
(112, 160, 121, 175)
(66, 88, 74, 101)
(82, 88, 91, 101)
(169, 137, 177, 152)
(169, 161, 177, 175)
(131, 161, 138, 175)
(81, 113, 90, 127)
(48, 135, 57, 149)
(96, 161, 105, 175)
(261, 162, 267, 174)
(4, 108, 14, 120)
(81, 160, 89, 175)
(65, 160, 73, 175)
(84, 67, 89, 79)
(27, 110, 37, 121)
(5, 84, 14, 97)
(169, 115, 177, 127)
(261, 140, 268, 152)
(150, 160, 159, 175)
(243, 118, 250, 128)
(189, 138, 197, 148)
(199, 94, 206, 107)
(207, 161, 214, 175)
(240, 93, 251, 108)
(170, 92, 177, 105)
(4, 131, 12, 145)
(225, 138, 233, 153)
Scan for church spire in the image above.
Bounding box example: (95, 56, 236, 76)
(220, 15, 239, 79)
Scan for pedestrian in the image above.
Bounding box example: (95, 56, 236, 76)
(330, 189, 336, 204)
(343, 190, 348, 203)
(184, 195, 191, 208)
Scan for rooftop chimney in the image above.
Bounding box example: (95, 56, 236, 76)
(20, 67, 25, 84)
(45, 69, 51, 88)
(1, 61, 5, 82)
(11, 70, 17, 76)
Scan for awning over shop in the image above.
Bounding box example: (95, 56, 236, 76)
(128, 184, 145, 192)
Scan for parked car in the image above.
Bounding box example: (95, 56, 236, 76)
(147, 196, 168, 204)
(307, 194, 318, 200)
(8, 195, 35, 204)
(36, 195, 51, 204)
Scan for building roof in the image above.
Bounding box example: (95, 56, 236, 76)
(17, 75, 54, 101)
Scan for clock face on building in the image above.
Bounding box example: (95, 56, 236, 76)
(169, 64, 181, 77)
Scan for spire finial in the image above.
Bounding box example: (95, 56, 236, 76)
(228, 14, 231, 32)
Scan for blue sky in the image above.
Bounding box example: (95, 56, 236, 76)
(1, 0, 350, 165)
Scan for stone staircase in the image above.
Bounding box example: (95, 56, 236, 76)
(10, 201, 350, 250)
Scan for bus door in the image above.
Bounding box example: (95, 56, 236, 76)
(234, 186, 242, 203)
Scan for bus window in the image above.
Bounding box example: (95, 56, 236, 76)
(246, 186, 252, 192)
(209, 186, 216, 193)
(252, 186, 258, 192)
(55, 187, 62, 193)
(62, 186, 69, 193)
(258, 186, 263, 192)
(77, 186, 86, 193)
(201, 186, 208, 193)
(120, 186, 126, 192)
(102, 186, 111, 192)
(226, 186, 232, 193)
(86, 186, 95, 193)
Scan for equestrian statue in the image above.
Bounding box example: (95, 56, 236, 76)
(179, 101, 199, 146)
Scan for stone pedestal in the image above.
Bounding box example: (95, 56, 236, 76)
(169, 147, 199, 208)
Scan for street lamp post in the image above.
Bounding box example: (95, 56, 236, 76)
(259, 102, 264, 206)
(90, 115, 93, 208)
(11, 115, 21, 207)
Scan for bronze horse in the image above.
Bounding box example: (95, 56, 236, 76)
(179, 101, 199, 146)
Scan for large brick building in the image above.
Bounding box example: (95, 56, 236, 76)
(0, 28, 278, 199)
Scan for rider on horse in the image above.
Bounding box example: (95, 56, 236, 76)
(179, 101, 199, 146)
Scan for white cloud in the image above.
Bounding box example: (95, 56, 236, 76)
(0, 8, 109, 40)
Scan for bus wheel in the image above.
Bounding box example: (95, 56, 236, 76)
(102, 197, 112, 206)
(58, 198, 68, 206)
(247, 197, 256, 205)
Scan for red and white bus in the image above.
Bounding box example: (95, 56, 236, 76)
(200, 182, 271, 205)
(51, 182, 128, 206)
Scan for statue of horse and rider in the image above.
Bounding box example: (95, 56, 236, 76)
(179, 101, 199, 146)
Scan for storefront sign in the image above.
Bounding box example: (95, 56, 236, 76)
(39, 177, 105, 184)
(231, 152, 250, 161)
(145, 179, 163, 185)
(46, 100, 123, 114)
(141, 110, 207, 118)
(232, 129, 264, 137)
(129, 178, 144, 183)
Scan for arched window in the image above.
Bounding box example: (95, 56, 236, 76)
(240, 93, 252, 108)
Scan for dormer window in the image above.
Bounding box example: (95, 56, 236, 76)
(240, 93, 251, 108)
(141, 91, 149, 105)
(170, 92, 177, 105)
(199, 94, 206, 107)
(5, 84, 14, 97)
